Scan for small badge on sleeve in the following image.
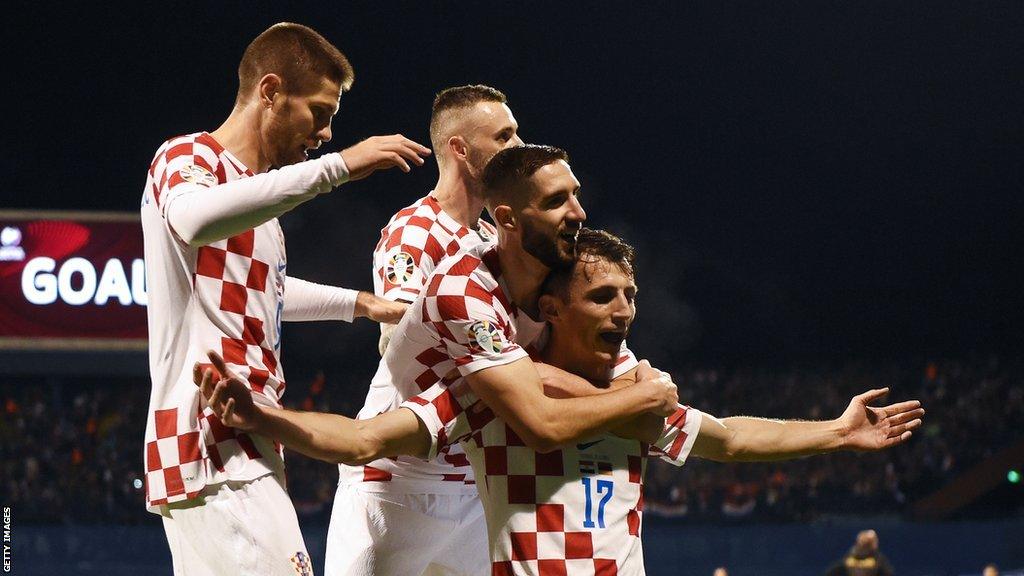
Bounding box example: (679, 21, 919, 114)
(289, 551, 312, 576)
(386, 251, 416, 284)
(178, 164, 217, 187)
(467, 320, 504, 354)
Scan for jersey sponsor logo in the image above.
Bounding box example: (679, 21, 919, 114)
(467, 320, 503, 354)
(178, 164, 217, 187)
(385, 251, 415, 284)
(576, 439, 605, 451)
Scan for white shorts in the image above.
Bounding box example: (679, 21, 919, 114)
(161, 474, 312, 576)
(325, 483, 489, 576)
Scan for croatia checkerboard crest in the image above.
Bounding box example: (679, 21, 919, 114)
(290, 551, 312, 576)
(467, 320, 503, 354)
(386, 251, 416, 284)
(178, 164, 217, 187)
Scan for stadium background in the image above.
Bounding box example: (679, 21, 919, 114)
(2, 1, 1022, 574)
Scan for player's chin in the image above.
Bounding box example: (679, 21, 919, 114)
(595, 333, 624, 357)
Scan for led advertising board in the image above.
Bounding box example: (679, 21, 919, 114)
(0, 211, 147, 350)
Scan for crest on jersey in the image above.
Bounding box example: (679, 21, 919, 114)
(289, 551, 312, 576)
(386, 251, 416, 284)
(178, 164, 217, 187)
(467, 320, 503, 354)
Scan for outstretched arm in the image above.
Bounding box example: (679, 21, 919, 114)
(195, 351, 430, 464)
(691, 388, 924, 462)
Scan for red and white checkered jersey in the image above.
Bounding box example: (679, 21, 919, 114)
(405, 381, 702, 575)
(372, 194, 496, 303)
(141, 132, 289, 511)
(338, 197, 496, 490)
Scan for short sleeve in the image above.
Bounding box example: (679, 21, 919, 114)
(649, 406, 703, 466)
(374, 209, 455, 302)
(400, 381, 477, 460)
(421, 265, 528, 376)
(376, 242, 433, 303)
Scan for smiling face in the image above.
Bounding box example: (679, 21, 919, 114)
(516, 160, 587, 269)
(261, 75, 342, 168)
(544, 253, 637, 374)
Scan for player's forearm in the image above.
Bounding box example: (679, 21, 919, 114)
(528, 386, 667, 451)
(537, 364, 662, 443)
(252, 405, 382, 464)
(721, 416, 846, 461)
(283, 276, 358, 322)
(167, 154, 349, 246)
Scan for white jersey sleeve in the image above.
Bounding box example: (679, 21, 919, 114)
(163, 151, 349, 246)
(282, 276, 358, 323)
(650, 405, 703, 466)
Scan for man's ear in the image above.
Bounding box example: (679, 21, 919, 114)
(448, 135, 468, 162)
(258, 74, 283, 109)
(493, 205, 516, 230)
(539, 293, 560, 322)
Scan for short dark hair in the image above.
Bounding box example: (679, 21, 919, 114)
(237, 23, 354, 104)
(481, 144, 569, 208)
(430, 85, 507, 152)
(541, 228, 637, 300)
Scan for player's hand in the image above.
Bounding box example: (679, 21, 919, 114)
(356, 291, 408, 325)
(340, 135, 431, 181)
(634, 360, 678, 417)
(193, 350, 261, 432)
(837, 388, 924, 451)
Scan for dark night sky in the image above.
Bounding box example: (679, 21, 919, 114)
(4, 1, 1022, 370)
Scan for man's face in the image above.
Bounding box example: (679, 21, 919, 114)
(263, 76, 342, 168)
(463, 101, 523, 179)
(549, 255, 637, 369)
(517, 161, 587, 268)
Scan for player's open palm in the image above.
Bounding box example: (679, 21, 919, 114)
(341, 135, 431, 181)
(193, 350, 260, 432)
(838, 388, 925, 451)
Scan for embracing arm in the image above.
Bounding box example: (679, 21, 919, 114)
(691, 388, 924, 462)
(466, 358, 677, 452)
(535, 362, 665, 443)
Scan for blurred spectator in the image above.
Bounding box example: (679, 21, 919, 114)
(824, 530, 894, 576)
(984, 564, 1000, 576)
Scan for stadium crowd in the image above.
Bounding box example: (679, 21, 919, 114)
(2, 355, 1020, 524)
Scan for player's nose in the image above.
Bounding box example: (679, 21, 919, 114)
(566, 195, 587, 224)
(316, 124, 333, 144)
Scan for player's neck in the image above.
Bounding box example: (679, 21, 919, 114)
(541, 341, 607, 383)
(496, 242, 549, 319)
(433, 170, 485, 229)
(210, 106, 271, 174)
